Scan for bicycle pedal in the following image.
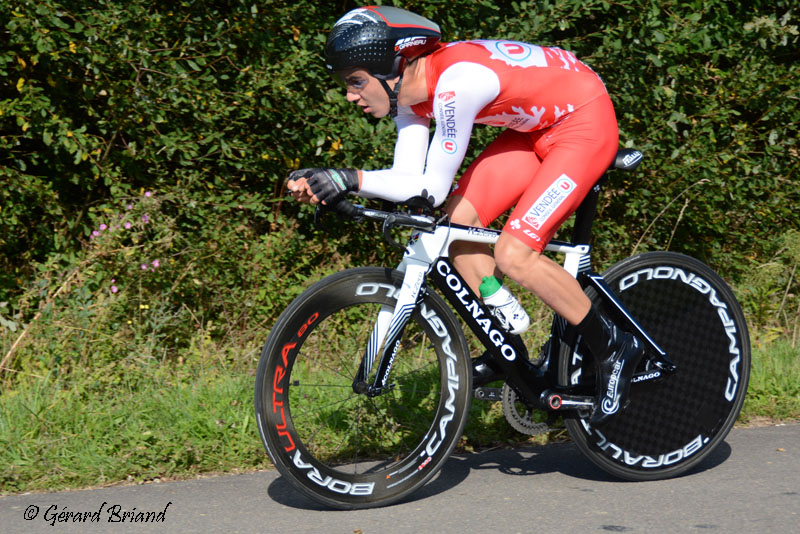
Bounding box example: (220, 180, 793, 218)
(473, 387, 503, 402)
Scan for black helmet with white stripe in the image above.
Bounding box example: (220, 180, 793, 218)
(325, 6, 441, 80)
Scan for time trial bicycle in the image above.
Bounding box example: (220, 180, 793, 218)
(254, 148, 750, 509)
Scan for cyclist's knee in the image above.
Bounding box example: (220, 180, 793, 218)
(494, 235, 540, 281)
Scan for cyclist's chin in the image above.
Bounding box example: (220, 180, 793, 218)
(359, 105, 388, 118)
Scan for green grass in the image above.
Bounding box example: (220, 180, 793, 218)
(1, 334, 798, 495)
(740, 338, 800, 422)
(0, 363, 267, 494)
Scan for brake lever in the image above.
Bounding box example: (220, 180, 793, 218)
(333, 198, 363, 220)
(382, 215, 405, 249)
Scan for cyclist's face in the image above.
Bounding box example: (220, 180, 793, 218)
(339, 69, 392, 118)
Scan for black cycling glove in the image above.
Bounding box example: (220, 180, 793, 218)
(289, 168, 359, 205)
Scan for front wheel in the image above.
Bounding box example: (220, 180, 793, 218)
(561, 252, 751, 481)
(255, 267, 472, 509)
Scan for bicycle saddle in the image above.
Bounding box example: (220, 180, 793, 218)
(612, 148, 643, 171)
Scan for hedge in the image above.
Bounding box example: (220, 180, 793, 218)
(0, 0, 798, 372)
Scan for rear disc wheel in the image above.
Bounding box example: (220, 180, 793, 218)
(561, 252, 750, 480)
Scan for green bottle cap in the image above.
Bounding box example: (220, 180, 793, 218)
(479, 275, 502, 298)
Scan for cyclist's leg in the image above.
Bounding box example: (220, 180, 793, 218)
(446, 131, 544, 381)
(445, 196, 499, 294)
(495, 236, 590, 324)
(494, 95, 643, 424)
(445, 129, 543, 294)
(494, 94, 620, 323)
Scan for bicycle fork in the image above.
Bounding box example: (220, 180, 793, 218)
(351, 262, 429, 396)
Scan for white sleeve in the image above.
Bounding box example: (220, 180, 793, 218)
(359, 63, 500, 207)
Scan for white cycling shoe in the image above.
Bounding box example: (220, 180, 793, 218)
(483, 285, 530, 335)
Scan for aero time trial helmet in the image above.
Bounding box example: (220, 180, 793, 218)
(325, 6, 441, 80)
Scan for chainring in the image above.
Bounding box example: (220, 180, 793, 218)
(501, 383, 550, 436)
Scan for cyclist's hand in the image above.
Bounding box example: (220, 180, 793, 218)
(288, 168, 359, 205)
(286, 173, 315, 204)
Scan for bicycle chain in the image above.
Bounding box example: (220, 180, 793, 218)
(501, 383, 551, 436)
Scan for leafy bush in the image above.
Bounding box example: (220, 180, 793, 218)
(737, 229, 800, 345)
(2, 0, 796, 284)
(1, 0, 797, 384)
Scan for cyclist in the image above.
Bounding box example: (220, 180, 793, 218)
(286, 5, 642, 426)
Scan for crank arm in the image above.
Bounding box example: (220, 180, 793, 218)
(540, 390, 594, 411)
(473, 387, 503, 402)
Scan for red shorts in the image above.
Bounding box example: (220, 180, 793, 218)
(452, 94, 619, 252)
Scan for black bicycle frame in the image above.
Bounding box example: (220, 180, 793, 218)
(428, 257, 567, 408)
(350, 148, 674, 409)
(428, 256, 675, 410)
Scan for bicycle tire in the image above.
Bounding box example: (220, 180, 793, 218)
(255, 267, 472, 509)
(561, 251, 750, 480)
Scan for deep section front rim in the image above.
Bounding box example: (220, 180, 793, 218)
(255, 267, 471, 508)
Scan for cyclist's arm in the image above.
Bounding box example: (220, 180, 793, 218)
(354, 109, 429, 201)
(358, 62, 500, 207)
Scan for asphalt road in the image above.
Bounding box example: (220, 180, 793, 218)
(2, 422, 798, 534)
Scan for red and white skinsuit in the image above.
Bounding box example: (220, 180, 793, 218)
(358, 39, 619, 251)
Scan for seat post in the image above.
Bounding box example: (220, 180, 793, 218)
(569, 148, 641, 246)
(570, 177, 606, 246)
